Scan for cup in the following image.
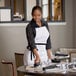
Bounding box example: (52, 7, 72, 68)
(60, 63, 66, 70)
(72, 58, 76, 68)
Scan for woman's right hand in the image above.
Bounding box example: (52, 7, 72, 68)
(34, 56, 41, 67)
(33, 48, 40, 64)
(34, 55, 40, 63)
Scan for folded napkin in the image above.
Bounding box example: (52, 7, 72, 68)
(55, 53, 68, 56)
(43, 64, 57, 71)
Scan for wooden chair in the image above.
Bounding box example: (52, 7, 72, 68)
(1, 60, 15, 76)
(14, 53, 24, 76)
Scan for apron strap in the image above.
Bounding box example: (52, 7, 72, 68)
(35, 43, 46, 45)
(27, 46, 34, 60)
(31, 51, 35, 60)
(31, 51, 32, 60)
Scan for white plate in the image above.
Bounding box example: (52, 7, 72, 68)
(25, 66, 43, 72)
(46, 68, 66, 73)
(72, 67, 76, 70)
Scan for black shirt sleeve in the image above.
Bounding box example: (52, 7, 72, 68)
(46, 36, 51, 50)
(45, 22, 52, 50)
(26, 24, 37, 51)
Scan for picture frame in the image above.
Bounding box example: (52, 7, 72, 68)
(0, 7, 12, 22)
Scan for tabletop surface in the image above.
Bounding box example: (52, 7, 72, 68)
(17, 62, 76, 76)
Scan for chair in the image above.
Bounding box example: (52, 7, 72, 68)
(1, 60, 15, 76)
(59, 48, 76, 62)
(15, 53, 24, 76)
(69, 52, 76, 62)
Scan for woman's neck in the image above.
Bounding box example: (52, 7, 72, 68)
(36, 21, 42, 27)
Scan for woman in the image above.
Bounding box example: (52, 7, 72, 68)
(24, 6, 52, 67)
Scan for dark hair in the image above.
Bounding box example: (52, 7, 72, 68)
(31, 6, 42, 16)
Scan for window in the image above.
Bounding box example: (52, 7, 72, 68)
(38, 0, 65, 22)
(0, 8, 11, 21)
(38, 0, 50, 21)
(51, 0, 64, 21)
(0, 0, 26, 22)
(0, 0, 65, 22)
(26, 0, 36, 21)
(13, 0, 25, 21)
(42, 0, 49, 21)
(0, 0, 36, 22)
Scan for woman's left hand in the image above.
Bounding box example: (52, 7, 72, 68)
(47, 49, 52, 59)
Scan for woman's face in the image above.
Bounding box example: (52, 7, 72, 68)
(32, 9, 42, 22)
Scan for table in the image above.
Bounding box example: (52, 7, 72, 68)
(17, 64, 76, 76)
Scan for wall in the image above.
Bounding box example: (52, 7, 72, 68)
(73, 0, 76, 47)
(0, 0, 11, 7)
(75, 5, 76, 47)
(0, 0, 75, 76)
(0, 0, 5, 7)
(0, 24, 27, 76)
(50, 0, 74, 50)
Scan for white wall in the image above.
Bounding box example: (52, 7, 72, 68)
(0, 0, 75, 76)
(0, 24, 27, 76)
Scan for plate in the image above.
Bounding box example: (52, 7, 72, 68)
(46, 68, 66, 73)
(25, 66, 43, 72)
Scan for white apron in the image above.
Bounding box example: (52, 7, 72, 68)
(24, 26, 49, 66)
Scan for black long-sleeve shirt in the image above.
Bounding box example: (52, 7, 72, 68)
(26, 19, 51, 51)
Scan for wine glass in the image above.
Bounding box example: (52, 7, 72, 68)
(72, 58, 76, 69)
